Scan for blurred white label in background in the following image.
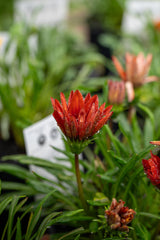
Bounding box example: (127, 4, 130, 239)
(23, 115, 71, 180)
(122, 0, 160, 34)
(15, 0, 69, 27)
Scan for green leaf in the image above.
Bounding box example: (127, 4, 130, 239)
(138, 212, 160, 220)
(35, 212, 62, 240)
(7, 195, 20, 240)
(144, 118, 154, 148)
(2, 155, 71, 172)
(25, 190, 56, 240)
(89, 221, 98, 233)
(15, 218, 22, 240)
(138, 103, 154, 127)
(0, 164, 36, 181)
(74, 235, 80, 240)
(0, 196, 13, 215)
(57, 227, 84, 240)
(113, 145, 151, 197)
(49, 209, 84, 226)
(124, 166, 144, 199)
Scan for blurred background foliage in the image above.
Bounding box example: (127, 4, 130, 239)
(0, 0, 14, 30)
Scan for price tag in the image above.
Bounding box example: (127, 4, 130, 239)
(23, 115, 71, 180)
(15, 0, 68, 27)
(122, 0, 160, 34)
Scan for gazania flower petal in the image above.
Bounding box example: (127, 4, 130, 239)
(68, 90, 84, 117)
(55, 99, 63, 113)
(53, 111, 65, 134)
(144, 76, 159, 84)
(99, 102, 106, 113)
(84, 93, 91, 103)
(112, 56, 126, 81)
(126, 52, 133, 82)
(85, 95, 98, 114)
(150, 141, 160, 146)
(125, 81, 135, 102)
(60, 92, 68, 112)
(103, 105, 113, 115)
(51, 97, 55, 109)
(69, 116, 78, 139)
(93, 112, 113, 135)
(86, 103, 96, 123)
(68, 90, 74, 108)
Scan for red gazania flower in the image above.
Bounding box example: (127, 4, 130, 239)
(112, 53, 158, 102)
(105, 198, 136, 232)
(108, 80, 125, 105)
(51, 90, 112, 153)
(142, 151, 160, 189)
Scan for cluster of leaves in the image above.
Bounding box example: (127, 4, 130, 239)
(1, 98, 160, 239)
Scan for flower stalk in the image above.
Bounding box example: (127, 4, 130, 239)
(75, 153, 87, 212)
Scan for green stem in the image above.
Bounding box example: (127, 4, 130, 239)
(75, 154, 87, 211)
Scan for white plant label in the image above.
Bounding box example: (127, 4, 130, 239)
(15, 0, 68, 27)
(122, 0, 160, 34)
(23, 115, 71, 180)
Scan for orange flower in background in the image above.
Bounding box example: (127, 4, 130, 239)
(150, 141, 160, 146)
(108, 80, 125, 105)
(112, 53, 158, 102)
(154, 20, 160, 31)
(51, 90, 112, 152)
(105, 198, 136, 232)
(142, 151, 160, 189)
(0, 38, 2, 47)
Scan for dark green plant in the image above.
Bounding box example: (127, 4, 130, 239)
(85, 0, 126, 32)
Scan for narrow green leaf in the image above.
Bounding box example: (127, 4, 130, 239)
(7, 196, 19, 240)
(124, 166, 143, 199)
(138, 103, 154, 126)
(2, 155, 71, 172)
(15, 218, 22, 240)
(35, 212, 62, 240)
(57, 227, 84, 240)
(138, 212, 160, 220)
(144, 118, 154, 148)
(74, 234, 80, 240)
(25, 190, 56, 240)
(0, 164, 36, 181)
(0, 196, 13, 215)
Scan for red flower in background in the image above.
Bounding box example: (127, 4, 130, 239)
(108, 80, 125, 105)
(51, 90, 113, 142)
(105, 198, 136, 232)
(142, 151, 160, 189)
(112, 53, 158, 102)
